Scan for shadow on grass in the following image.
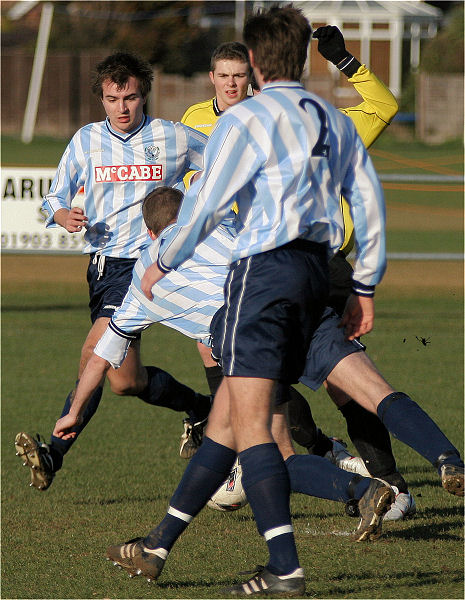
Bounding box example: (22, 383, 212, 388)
(73, 494, 168, 506)
(2, 304, 84, 312)
(109, 565, 464, 597)
(385, 509, 464, 542)
(323, 567, 464, 597)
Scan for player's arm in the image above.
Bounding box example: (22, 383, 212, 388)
(42, 137, 88, 230)
(159, 121, 256, 269)
(52, 353, 109, 440)
(313, 25, 398, 148)
(339, 131, 386, 338)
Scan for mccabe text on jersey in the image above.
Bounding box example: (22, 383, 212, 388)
(94, 164, 163, 183)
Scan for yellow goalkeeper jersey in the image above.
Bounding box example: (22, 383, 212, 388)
(338, 65, 398, 253)
(181, 97, 222, 135)
(181, 97, 225, 189)
(181, 65, 398, 253)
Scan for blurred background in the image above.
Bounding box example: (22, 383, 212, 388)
(1, 0, 463, 143)
(1, 1, 463, 256)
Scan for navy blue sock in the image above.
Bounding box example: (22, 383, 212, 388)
(377, 392, 463, 472)
(138, 366, 210, 422)
(286, 454, 370, 502)
(49, 384, 103, 471)
(240, 443, 299, 576)
(144, 437, 235, 551)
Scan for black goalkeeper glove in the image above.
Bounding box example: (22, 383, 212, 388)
(313, 25, 361, 77)
(313, 25, 349, 65)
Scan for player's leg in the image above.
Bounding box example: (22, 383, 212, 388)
(326, 384, 415, 519)
(226, 375, 304, 583)
(284, 386, 369, 476)
(271, 406, 394, 539)
(298, 305, 417, 514)
(328, 385, 408, 485)
(15, 316, 110, 490)
(177, 341, 218, 459)
(326, 253, 412, 485)
(197, 340, 223, 395)
(217, 244, 329, 593)
(326, 351, 464, 495)
(107, 379, 236, 580)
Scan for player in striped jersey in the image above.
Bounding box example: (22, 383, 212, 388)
(118, 6, 391, 593)
(54, 184, 464, 508)
(15, 52, 211, 492)
(52, 187, 390, 530)
(114, 7, 461, 592)
(178, 32, 412, 518)
(54, 178, 463, 588)
(289, 25, 416, 518)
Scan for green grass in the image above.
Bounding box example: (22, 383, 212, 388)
(1, 135, 69, 167)
(1, 257, 464, 599)
(386, 230, 462, 254)
(2, 132, 464, 170)
(1, 134, 464, 598)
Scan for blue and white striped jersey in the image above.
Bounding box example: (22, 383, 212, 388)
(158, 81, 386, 292)
(42, 115, 207, 258)
(111, 219, 235, 345)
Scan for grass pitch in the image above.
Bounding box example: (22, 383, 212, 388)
(1, 254, 464, 599)
(1, 134, 464, 598)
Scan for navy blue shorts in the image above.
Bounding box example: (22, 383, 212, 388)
(298, 306, 365, 391)
(328, 251, 354, 316)
(211, 240, 329, 385)
(87, 255, 137, 323)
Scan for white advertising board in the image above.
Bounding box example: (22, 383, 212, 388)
(1, 167, 85, 253)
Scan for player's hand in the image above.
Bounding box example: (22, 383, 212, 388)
(340, 294, 375, 340)
(190, 170, 203, 185)
(141, 262, 166, 300)
(64, 207, 88, 233)
(313, 26, 350, 66)
(52, 413, 83, 440)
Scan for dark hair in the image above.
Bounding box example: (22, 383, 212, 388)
(243, 4, 311, 82)
(250, 72, 259, 91)
(91, 51, 153, 98)
(142, 186, 183, 236)
(210, 41, 250, 72)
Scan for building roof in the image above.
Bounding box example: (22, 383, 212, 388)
(294, 1, 442, 23)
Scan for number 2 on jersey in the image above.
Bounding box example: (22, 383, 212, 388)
(299, 98, 330, 158)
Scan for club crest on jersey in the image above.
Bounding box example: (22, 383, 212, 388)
(94, 165, 163, 183)
(144, 145, 160, 162)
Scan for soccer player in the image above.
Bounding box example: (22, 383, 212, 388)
(52, 186, 393, 537)
(14, 51, 211, 492)
(288, 24, 416, 518)
(53, 177, 463, 586)
(181, 30, 415, 521)
(106, 6, 392, 594)
(181, 41, 251, 136)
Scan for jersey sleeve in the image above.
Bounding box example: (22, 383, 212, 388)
(182, 123, 208, 172)
(338, 64, 398, 255)
(340, 64, 398, 149)
(41, 136, 85, 228)
(341, 133, 386, 293)
(181, 108, 197, 189)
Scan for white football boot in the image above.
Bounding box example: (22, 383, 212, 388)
(325, 438, 371, 477)
(383, 485, 417, 521)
